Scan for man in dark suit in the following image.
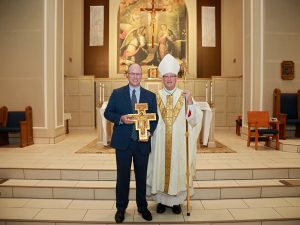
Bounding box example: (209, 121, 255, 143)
(104, 63, 158, 223)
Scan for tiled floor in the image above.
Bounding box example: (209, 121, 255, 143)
(0, 127, 300, 224)
(0, 198, 300, 224)
(0, 127, 299, 171)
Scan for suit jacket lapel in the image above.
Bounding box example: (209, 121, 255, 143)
(140, 87, 146, 103)
(124, 85, 134, 113)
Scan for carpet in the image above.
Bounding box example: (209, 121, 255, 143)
(198, 141, 236, 153)
(76, 139, 115, 154)
(279, 179, 300, 186)
(75, 139, 235, 154)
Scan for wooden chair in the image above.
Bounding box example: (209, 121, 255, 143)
(247, 111, 279, 150)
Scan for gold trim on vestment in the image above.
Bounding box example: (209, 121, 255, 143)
(156, 92, 184, 193)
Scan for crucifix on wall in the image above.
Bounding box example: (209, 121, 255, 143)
(140, 0, 166, 48)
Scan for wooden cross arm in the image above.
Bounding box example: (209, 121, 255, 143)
(140, 7, 166, 12)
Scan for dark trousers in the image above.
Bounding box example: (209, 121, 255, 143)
(115, 140, 149, 212)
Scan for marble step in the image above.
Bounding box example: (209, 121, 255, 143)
(0, 197, 299, 224)
(1, 179, 300, 200)
(1, 167, 300, 181)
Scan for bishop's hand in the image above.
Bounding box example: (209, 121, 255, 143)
(183, 90, 193, 105)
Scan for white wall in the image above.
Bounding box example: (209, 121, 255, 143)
(0, 0, 45, 123)
(221, 0, 243, 76)
(243, 0, 300, 126)
(0, 0, 66, 143)
(263, 0, 300, 113)
(64, 0, 84, 76)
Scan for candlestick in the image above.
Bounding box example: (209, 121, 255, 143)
(205, 83, 208, 102)
(210, 81, 213, 103)
(102, 83, 105, 102)
(99, 84, 102, 105)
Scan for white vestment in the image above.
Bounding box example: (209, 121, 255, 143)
(147, 88, 203, 206)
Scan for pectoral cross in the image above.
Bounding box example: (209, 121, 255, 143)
(127, 103, 156, 141)
(140, 0, 166, 48)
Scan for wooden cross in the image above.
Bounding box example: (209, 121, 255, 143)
(127, 103, 156, 141)
(140, 0, 166, 48)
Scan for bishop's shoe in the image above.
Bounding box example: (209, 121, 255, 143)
(172, 204, 182, 214)
(138, 208, 152, 221)
(156, 203, 166, 213)
(115, 210, 125, 223)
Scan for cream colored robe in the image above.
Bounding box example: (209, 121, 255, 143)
(147, 88, 203, 206)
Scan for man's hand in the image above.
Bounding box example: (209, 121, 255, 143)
(183, 90, 193, 105)
(121, 115, 135, 124)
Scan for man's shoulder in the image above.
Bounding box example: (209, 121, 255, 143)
(141, 87, 156, 96)
(113, 85, 128, 93)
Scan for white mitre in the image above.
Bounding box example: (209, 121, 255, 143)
(158, 54, 180, 77)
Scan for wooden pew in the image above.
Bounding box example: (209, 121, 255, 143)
(0, 106, 34, 147)
(273, 88, 300, 138)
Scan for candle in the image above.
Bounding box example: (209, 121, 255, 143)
(102, 83, 105, 102)
(205, 83, 208, 102)
(99, 84, 102, 105)
(210, 81, 212, 103)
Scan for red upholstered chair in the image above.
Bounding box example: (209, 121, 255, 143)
(247, 111, 279, 150)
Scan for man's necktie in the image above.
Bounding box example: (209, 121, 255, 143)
(131, 89, 138, 140)
(131, 89, 137, 110)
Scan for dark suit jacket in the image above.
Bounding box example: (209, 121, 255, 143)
(104, 85, 158, 152)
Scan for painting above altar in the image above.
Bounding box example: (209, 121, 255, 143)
(118, 0, 187, 74)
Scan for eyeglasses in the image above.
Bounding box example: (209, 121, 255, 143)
(163, 75, 177, 79)
(128, 73, 142, 77)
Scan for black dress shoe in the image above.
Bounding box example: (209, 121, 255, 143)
(172, 204, 182, 214)
(138, 208, 152, 221)
(115, 210, 125, 223)
(156, 203, 166, 213)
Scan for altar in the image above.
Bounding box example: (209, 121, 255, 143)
(96, 101, 215, 147)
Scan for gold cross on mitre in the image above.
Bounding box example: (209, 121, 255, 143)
(127, 103, 156, 141)
(140, 0, 166, 48)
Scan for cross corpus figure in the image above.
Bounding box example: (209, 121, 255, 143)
(140, 0, 166, 48)
(127, 103, 156, 141)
